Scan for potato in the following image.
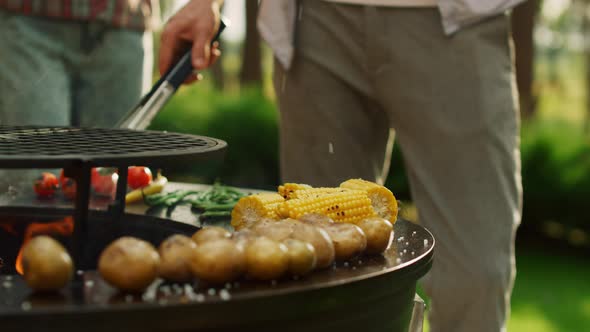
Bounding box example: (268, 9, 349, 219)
(232, 229, 257, 250)
(235, 216, 275, 231)
(98, 237, 160, 292)
(252, 219, 299, 242)
(245, 237, 289, 281)
(21, 236, 73, 291)
(298, 213, 335, 227)
(356, 217, 394, 254)
(189, 239, 245, 284)
(191, 226, 231, 245)
(283, 239, 317, 276)
(321, 223, 367, 261)
(290, 223, 335, 269)
(158, 234, 197, 282)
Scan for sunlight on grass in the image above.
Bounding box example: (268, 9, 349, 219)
(419, 248, 590, 332)
(509, 305, 558, 332)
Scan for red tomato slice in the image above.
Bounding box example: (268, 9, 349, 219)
(33, 172, 59, 198)
(127, 166, 152, 190)
(91, 167, 118, 198)
(59, 169, 77, 200)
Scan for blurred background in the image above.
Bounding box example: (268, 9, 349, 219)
(150, 1, 589, 331)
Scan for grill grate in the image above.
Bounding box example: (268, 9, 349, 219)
(0, 126, 223, 165)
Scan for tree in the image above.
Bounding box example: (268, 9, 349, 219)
(240, 0, 262, 85)
(511, 0, 540, 118)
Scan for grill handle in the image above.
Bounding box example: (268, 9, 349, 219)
(117, 18, 228, 130)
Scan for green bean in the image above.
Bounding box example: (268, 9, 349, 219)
(143, 183, 246, 218)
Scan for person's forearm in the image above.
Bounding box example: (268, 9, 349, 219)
(159, 0, 224, 80)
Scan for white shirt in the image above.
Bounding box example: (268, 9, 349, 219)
(258, 0, 525, 69)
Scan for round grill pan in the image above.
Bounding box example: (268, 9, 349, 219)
(0, 219, 434, 332)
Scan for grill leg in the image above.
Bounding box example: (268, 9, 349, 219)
(408, 294, 426, 332)
(110, 166, 128, 217)
(64, 163, 92, 272)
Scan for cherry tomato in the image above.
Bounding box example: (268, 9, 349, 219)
(91, 167, 118, 198)
(33, 172, 59, 198)
(59, 169, 77, 200)
(127, 166, 152, 189)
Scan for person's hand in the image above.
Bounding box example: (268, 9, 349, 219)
(159, 0, 222, 83)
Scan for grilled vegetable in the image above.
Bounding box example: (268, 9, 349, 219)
(251, 219, 300, 242)
(231, 193, 284, 230)
(59, 169, 77, 200)
(98, 237, 160, 292)
(189, 239, 245, 284)
(283, 239, 317, 276)
(278, 183, 312, 199)
(277, 189, 376, 224)
(245, 237, 289, 281)
(298, 213, 335, 227)
(158, 234, 197, 282)
(356, 217, 394, 254)
(21, 236, 73, 291)
(191, 226, 231, 245)
(91, 167, 118, 198)
(127, 166, 152, 190)
(125, 172, 168, 204)
(340, 179, 398, 222)
(290, 223, 335, 269)
(143, 182, 245, 220)
(320, 223, 367, 261)
(33, 172, 59, 198)
(289, 187, 350, 199)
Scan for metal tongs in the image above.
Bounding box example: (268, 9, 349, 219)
(117, 18, 228, 130)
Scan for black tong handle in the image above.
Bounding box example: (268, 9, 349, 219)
(138, 19, 227, 105)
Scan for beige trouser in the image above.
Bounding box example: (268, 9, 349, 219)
(274, 2, 522, 332)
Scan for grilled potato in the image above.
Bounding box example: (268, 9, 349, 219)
(290, 223, 335, 269)
(245, 237, 289, 281)
(252, 218, 300, 242)
(191, 226, 231, 245)
(98, 237, 160, 292)
(189, 239, 245, 284)
(283, 239, 317, 276)
(356, 217, 393, 254)
(321, 223, 367, 261)
(21, 236, 73, 291)
(298, 213, 335, 227)
(158, 234, 197, 282)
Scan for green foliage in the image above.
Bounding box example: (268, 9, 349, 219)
(521, 118, 590, 229)
(149, 84, 279, 190)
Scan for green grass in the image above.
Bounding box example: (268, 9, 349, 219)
(508, 248, 590, 332)
(418, 247, 590, 332)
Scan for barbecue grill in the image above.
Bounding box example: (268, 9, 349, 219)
(0, 125, 226, 269)
(0, 126, 434, 332)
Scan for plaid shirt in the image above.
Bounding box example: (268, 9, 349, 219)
(0, 0, 156, 30)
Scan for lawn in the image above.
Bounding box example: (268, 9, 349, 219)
(418, 245, 590, 332)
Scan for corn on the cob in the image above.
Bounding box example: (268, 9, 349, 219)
(231, 193, 284, 229)
(289, 187, 350, 199)
(278, 190, 376, 224)
(340, 179, 398, 223)
(278, 183, 312, 199)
